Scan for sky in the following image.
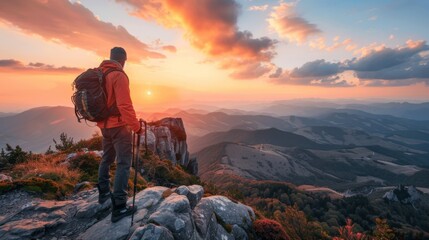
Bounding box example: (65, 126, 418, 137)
(0, 0, 428, 112)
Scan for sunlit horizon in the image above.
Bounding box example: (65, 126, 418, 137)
(1, 0, 429, 112)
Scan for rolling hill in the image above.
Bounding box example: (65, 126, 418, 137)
(0, 106, 95, 152)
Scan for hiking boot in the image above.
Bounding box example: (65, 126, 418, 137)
(96, 184, 111, 204)
(111, 205, 137, 223)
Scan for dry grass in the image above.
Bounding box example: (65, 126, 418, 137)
(13, 154, 80, 182)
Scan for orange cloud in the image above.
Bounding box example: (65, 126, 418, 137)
(117, 0, 277, 79)
(0, 0, 164, 62)
(162, 45, 177, 53)
(268, 2, 320, 43)
(0, 59, 82, 74)
(309, 37, 357, 52)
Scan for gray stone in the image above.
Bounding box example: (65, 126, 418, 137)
(192, 198, 214, 237)
(176, 185, 190, 196)
(155, 126, 176, 164)
(148, 194, 194, 240)
(187, 185, 204, 209)
(213, 223, 234, 240)
(232, 225, 248, 240)
(34, 200, 73, 211)
(75, 197, 111, 219)
(127, 186, 168, 209)
(186, 157, 198, 175)
(129, 223, 174, 240)
(77, 212, 132, 240)
(74, 181, 91, 193)
(48, 210, 67, 219)
(211, 196, 254, 229)
(0, 219, 55, 239)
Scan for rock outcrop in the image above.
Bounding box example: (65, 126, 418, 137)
(383, 185, 422, 204)
(142, 118, 198, 175)
(0, 185, 255, 240)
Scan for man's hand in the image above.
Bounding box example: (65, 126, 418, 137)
(135, 127, 143, 135)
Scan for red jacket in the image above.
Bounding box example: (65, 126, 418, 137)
(96, 60, 140, 132)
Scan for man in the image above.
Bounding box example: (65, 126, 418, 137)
(96, 47, 141, 223)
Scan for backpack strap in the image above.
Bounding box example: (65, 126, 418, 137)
(101, 68, 128, 128)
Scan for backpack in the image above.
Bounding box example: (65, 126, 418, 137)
(71, 68, 122, 123)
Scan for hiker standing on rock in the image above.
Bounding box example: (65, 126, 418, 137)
(96, 47, 142, 222)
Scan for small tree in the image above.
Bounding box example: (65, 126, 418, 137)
(0, 148, 7, 169)
(4, 144, 28, 165)
(53, 132, 74, 152)
(373, 218, 395, 240)
(45, 145, 55, 155)
(274, 204, 328, 240)
(333, 219, 369, 240)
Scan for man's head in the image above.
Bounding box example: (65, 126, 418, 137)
(110, 47, 127, 67)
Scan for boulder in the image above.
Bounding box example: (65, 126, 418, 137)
(1, 185, 254, 240)
(194, 196, 255, 231)
(129, 224, 174, 240)
(148, 194, 194, 240)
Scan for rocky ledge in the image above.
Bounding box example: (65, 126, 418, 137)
(0, 185, 255, 240)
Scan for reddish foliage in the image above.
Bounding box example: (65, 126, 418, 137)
(253, 219, 290, 240)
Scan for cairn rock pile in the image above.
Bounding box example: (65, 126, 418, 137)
(0, 185, 255, 240)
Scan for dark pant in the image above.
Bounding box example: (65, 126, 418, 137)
(98, 125, 132, 206)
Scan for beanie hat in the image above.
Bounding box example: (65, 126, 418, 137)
(110, 47, 127, 62)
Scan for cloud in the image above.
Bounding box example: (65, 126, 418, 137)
(309, 37, 357, 52)
(0, 0, 164, 62)
(229, 62, 272, 79)
(271, 70, 355, 87)
(248, 5, 269, 11)
(267, 2, 320, 43)
(117, 0, 277, 79)
(162, 45, 177, 53)
(271, 40, 429, 87)
(290, 59, 341, 78)
(346, 40, 429, 71)
(0, 59, 83, 74)
(269, 67, 282, 78)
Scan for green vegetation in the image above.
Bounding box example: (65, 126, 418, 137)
(1, 133, 428, 239)
(204, 173, 429, 239)
(0, 144, 30, 169)
(141, 152, 200, 187)
(0, 132, 198, 200)
(253, 219, 289, 240)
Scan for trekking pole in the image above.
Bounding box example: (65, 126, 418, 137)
(144, 121, 148, 165)
(131, 120, 142, 227)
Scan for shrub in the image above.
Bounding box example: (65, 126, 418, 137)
(14, 177, 61, 199)
(1, 144, 29, 167)
(12, 154, 80, 182)
(333, 219, 369, 240)
(68, 153, 100, 182)
(253, 219, 289, 240)
(8, 154, 81, 199)
(127, 168, 147, 196)
(142, 153, 199, 187)
(53, 132, 74, 152)
(73, 132, 102, 151)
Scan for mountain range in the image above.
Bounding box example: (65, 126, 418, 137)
(1, 102, 429, 193)
(0, 106, 95, 152)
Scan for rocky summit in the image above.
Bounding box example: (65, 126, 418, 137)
(0, 185, 255, 240)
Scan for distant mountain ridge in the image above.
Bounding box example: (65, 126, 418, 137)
(0, 106, 95, 152)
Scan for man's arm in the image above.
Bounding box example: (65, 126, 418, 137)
(111, 72, 141, 132)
